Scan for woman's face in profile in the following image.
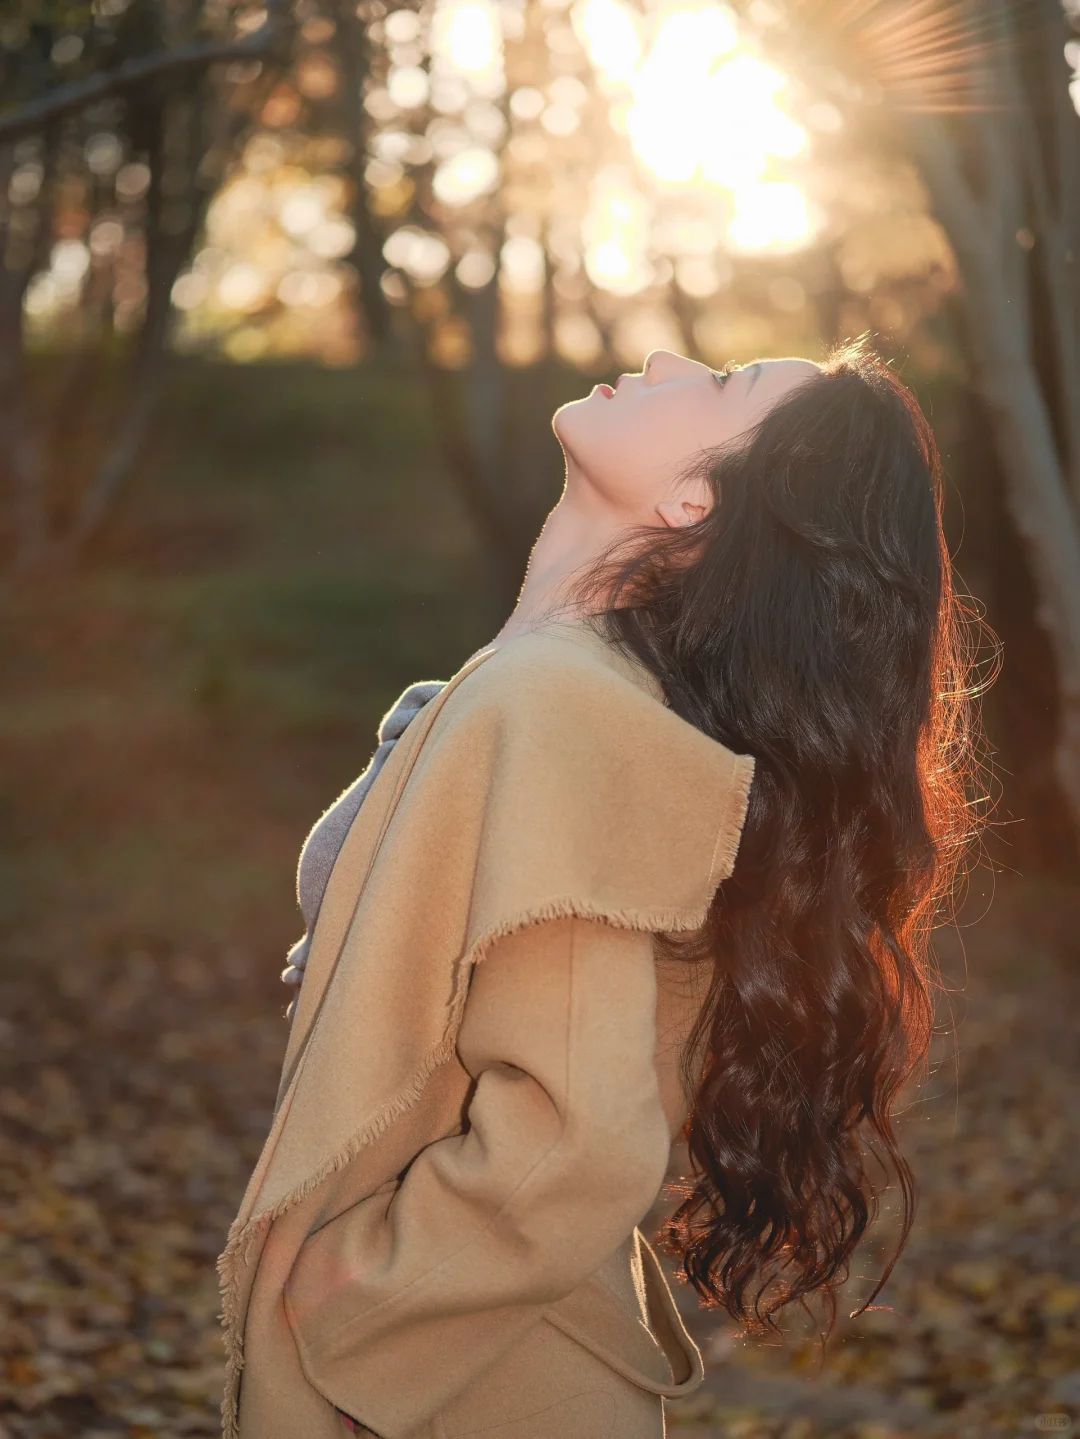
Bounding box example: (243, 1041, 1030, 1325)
(553, 349, 820, 525)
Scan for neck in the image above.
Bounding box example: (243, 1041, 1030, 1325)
(490, 461, 630, 646)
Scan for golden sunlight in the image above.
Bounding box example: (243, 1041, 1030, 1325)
(571, 0, 815, 256)
(728, 181, 812, 251)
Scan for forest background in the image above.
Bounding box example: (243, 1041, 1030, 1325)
(1, 1, 1079, 1437)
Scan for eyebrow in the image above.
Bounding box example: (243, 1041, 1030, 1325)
(744, 363, 761, 392)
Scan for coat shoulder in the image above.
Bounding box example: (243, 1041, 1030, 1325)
(452, 619, 746, 769)
(433, 618, 756, 888)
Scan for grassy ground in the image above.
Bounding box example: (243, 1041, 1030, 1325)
(0, 358, 1077, 1438)
(0, 358, 498, 963)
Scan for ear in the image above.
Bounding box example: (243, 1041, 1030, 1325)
(654, 496, 709, 528)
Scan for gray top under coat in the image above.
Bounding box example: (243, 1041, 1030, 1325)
(282, 679, 447, 1000)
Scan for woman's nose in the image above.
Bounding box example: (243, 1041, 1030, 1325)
(643, 350, 703, 382)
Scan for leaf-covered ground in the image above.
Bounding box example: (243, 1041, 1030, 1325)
(0, 943, 284, 1438)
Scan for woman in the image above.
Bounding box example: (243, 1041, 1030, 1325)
(218, 341, 983, 1439)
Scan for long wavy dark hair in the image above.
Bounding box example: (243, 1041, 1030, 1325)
(563, 336, 994, 1340)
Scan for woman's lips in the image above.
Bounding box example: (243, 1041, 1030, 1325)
(596, 383, 615, 398)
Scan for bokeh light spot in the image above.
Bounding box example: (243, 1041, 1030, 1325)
(432, 147, 500, 205)
(728, 181, 813, 251)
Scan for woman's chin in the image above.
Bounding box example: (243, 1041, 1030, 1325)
(552, 387, 605, 440)
(551, 396, 584, 443)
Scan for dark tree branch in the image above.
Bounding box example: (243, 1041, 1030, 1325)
(0, 7, 291, 144)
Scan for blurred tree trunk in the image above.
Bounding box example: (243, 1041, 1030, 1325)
(897, 0, 1080, 845)
(332, 35, 564, 624)
(0, 135, 53, 569)
(331, 0, 603, 628)
(954, 372, 1077, 871)
(332, 0, 392, 347)
(0, 0, 293, 576)
(417, 265, 563, 619)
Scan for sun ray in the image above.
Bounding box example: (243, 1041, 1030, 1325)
(788, 0, 1031, 113)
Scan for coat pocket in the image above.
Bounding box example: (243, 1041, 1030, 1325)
(539, 1230, 705, 1398)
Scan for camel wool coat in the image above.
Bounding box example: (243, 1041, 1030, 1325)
(217, 613, 755, 1439)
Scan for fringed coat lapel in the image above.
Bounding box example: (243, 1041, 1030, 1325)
(228, 643, 498, 1240)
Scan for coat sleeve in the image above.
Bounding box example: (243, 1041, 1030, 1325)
(282, 913, 674, 1437)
